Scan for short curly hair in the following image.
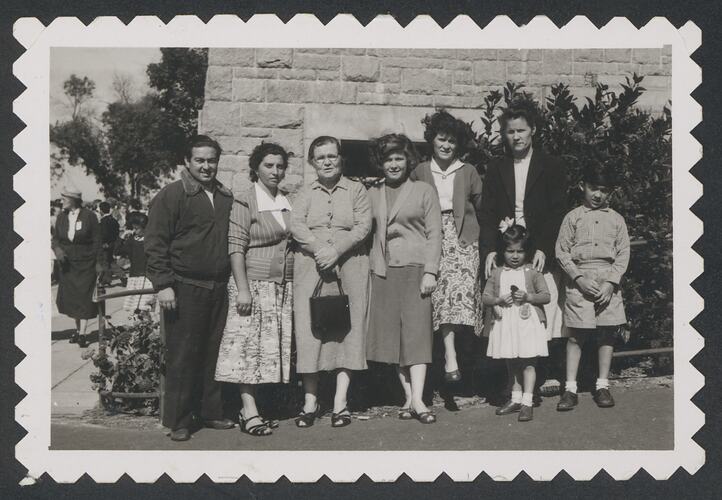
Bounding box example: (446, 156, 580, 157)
(248, 142, 289, 182)
(422, 109, 470, 156)
(370, 134, 419, 177)
(499, 98, 539, 135)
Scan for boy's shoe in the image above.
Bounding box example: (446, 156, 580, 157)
(518, 405, 533, 422)
(495, 401, 522, 415)
(556, 391, 578, 411)
(593, 388, 615, 408)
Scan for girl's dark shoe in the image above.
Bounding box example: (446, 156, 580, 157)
(295, 405, 320, 428)
(444, 370, 462, 383)
(331, 407, 352, 428)
(593, 388, 615, 408)
(518, 405, 533, 422)
(240, 415, 272, 436)
(411, 410, 436, 424)
(495, 401, 522, 415)
(398, 407, 414, 420)
(170, 428, 191, 441)
(556, 391, 578, 411)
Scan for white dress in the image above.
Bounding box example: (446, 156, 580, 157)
(486, 267, 549, 359)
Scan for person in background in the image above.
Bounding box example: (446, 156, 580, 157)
(98, 201, 120, 286)
(52, 188, 103, 348)
(411, 110, 484, 383)
(291, 136, 372, 429)
(145, 134, 236, 442)
(116, 212, 154, 313)
(555, 162, 630, 411)
(366, 134, 442, 424)
(214, 142, 295, 437)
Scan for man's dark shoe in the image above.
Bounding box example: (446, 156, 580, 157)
(495, 401, 522, 416)
(518, 404, 533, 422)
(593, 388, 615, 408)
(77, 336, 89, 348)
(556, 391, 578, 411)
(170, 428, 191, 441)
(204, 418, 236, 430)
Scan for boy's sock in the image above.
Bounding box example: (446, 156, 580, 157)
(595, 378, 609, 390)
(565, 381, 578, 394)
(511, 390, 523, 404)
(521, 392, 534, 407)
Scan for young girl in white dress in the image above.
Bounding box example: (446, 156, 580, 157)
(482, 220, 551, 422)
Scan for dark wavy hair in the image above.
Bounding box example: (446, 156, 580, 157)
(583, 160, 619, 188)
(307, 135, 343, 163)
(422, 109, 471, 157)
(499, 99, 539, 135)
(495, 224, 535, 267)
(370, 133, 419, 177)
(248, 142, 289, 182)
(184, 134, 222, 161)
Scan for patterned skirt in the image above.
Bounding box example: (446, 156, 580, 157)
(432, 213, 483, 334)
(122, 275, 156, 313)
(215, 279, 293, 385)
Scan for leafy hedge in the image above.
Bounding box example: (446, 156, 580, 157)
(465, 76, 672, 350)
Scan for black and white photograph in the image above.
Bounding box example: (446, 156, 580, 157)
(13, 15, 701, 482)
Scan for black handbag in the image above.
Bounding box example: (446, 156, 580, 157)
(309, 273, 351, 338)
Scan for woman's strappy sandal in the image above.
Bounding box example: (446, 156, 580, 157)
(240, 415, 272, 436)
(331, 407, 352, 428)
(411, 410, 437, 424)
(398, 407, 414, 420)
(295, 405, 320, 428)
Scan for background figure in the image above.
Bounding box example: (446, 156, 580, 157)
(291, 136, 372, 429)
(366, 134, 442, 424)
(115, 212, 154, 313)
(52, 188, 103, 348)
(214, 143, 294, 437)
(412, 110, 484, 383)
(98, 200, 120, 285)
(144, 135, 236, 441)
(479, 99, 569, 397)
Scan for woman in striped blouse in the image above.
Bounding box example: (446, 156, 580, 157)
(214, 142, 294, 437)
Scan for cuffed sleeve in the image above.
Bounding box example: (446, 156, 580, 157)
(469, 167, 484, 218)
(606, 217, 631, 285)
(422, 186, 443, 275)
(481, 270, 499, 306)
(528, 270, 551, 305)
(144, 189, 177, 291)
(332, 183, 372, 256)
(228, 199, 251, 255)
(290, 187, 323, 254)
(555, 212, 582, 281)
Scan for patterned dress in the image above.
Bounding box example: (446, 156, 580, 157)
(432, 212, 483, 334)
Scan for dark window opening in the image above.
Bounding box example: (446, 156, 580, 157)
(340, 140, 431, 179)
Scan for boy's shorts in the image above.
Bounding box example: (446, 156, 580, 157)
(564, 265, 627, 329)
(568, 325, 621, 346)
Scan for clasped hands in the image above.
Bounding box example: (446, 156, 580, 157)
(575, 277, 615, 309)
(314, 245, 340, 271)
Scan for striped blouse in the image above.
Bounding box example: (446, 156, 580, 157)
(228, 185, 294, 283)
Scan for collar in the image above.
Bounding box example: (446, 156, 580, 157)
(254, 182, 292, 212)
(430, 158, 464, 176)
(581, 205, 611, 213)
(68, 208, 80, 216)
(311, 175, 349, 192)
(513, 146, 534, 164)
(101, 213, 112, 219)
(180, 168, 233, 197)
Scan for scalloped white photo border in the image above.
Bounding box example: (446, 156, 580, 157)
(13, 14, 703, 483)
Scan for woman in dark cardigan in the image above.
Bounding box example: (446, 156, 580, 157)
(478, 100, 569, 392)
(52, 188, 103, 347)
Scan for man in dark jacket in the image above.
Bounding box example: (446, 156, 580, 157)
(145, 135, 235, 441)
(98, 201, 120, 285)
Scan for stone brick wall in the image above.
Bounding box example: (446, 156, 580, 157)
(199, 47, 671, 195)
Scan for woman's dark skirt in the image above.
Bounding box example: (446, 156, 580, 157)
(56, 257, 97, 320)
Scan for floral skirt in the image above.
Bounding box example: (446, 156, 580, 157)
(432, 213, 483, 334)
(215, 279, 293, 385)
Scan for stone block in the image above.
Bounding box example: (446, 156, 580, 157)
(241, 103, 304, 129)
(525, 50, 543, 61)
(271, 129, 305, 157)
(295, 53, 341, 71)
(457, 49, 498, 61)
(256, 48, 293, 68)
(384, 57, 445, 69)
(218, 154, 245, 173)
(617, 63, 641, 74)
(401, 68, 451, 94)
(316, 81, 358, 104)
(367, 48, 409, 57)
(240, 127, 272, 138)
(381, 67, 402, 83)
(573, 62, 605, 76)
(233, 171, 254, 195)
(473, 61, 507, 85)
(216, 135, 266, 156)
(233, 67, 278, 79)
(338, 48, 367, 55)
(296, 48, 331, 54)
(639, 75, 671, 89)
(542, 50, 572, 75)
(434, 95, 483, 109)
(200, 101, 241, 137)
(632, 48, 661, 64)
(453, 70, 473, 85)
(605, 48, 632, 63)
(231, 78, 265, 102)
(573, 49, 605, 62)
(277, 69, 317, 80)
(208, 48, 255, 67)
(279, 173, 305, 194)
(451, 84, 485, 97)
(317, 69, 341, 81)
(636, 89, 671, 111)
(445, 60, 472, 71)
(267, 80, 316, 103)
(216, 170, 235, 189)
(638, 63, 669, 77)
(342, 56, 381, 82)
(410, 49, 457, 59)
(205, 66, 233, 101)
(357, 92, 388, 105)
(387, 93, 435, 106)
(499, 49, 525, 61)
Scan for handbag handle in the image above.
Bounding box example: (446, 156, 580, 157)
(312, 272, 345, 297)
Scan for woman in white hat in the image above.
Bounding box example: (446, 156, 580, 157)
(52, 188, 104, 347)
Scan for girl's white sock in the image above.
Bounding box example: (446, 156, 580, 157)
(596, 378, 609, 390)
(521, 392, 534, 407)
(511, 390, 523, 404)
(566, 381, 578, 394)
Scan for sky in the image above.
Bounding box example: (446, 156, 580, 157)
(50, 48, 163, 200)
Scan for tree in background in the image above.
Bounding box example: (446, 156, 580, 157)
(63, 74, 96, 120)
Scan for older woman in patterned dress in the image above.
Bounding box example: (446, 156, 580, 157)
(214, 143, 294, 437)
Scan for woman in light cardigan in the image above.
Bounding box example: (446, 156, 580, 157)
(366, 133, 442, 424)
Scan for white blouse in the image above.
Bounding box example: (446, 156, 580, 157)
(430, 158, 465, 212)
(513, 148, 533, 227)
(254, 182, 292, 229)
